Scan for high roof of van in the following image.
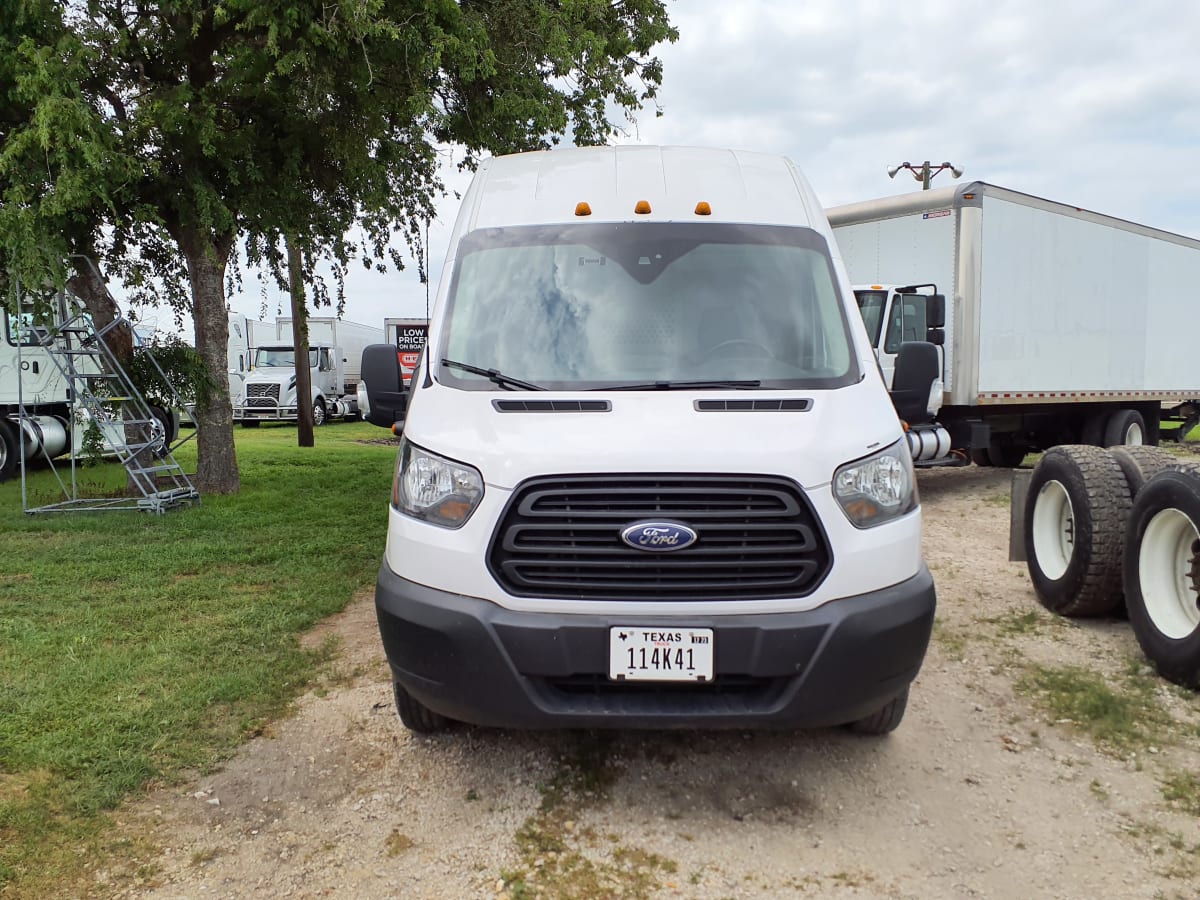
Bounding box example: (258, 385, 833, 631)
(462, 145, 825, 231)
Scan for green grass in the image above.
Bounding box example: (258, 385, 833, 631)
(0, 421, 398, 896)
(1015, 663, 1174, 753)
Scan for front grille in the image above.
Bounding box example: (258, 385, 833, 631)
(488, 474, 831, 601)
(245, 383, 279, 407)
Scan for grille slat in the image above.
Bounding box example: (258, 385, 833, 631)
(488, 474, 830, 601)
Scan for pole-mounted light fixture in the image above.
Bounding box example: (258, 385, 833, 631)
(888, 160, 963, 190)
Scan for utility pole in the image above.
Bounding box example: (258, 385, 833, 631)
(888, 161, 963, 190)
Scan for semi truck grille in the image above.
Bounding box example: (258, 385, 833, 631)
(245, 384, 279, 407)
(488, 474, 831, 601)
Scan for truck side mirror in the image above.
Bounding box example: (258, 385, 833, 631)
(360, 343, 408, 429)
(925, 327, 945, 346)
(926, 294, 946, 328)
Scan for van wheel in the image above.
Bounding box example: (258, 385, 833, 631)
(1123, 466, 1200, 688)
(0, 420, 18, 482)
(1104, 409, 1146, 447)
(393, 681, 451, 734)
(845, 687, 909, 735)
(1024, 445, 1130, 617)
(1110, 446, 1176, 498)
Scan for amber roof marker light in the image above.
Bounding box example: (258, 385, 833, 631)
(634, 200, 652, 215)
(694, 201, 712, 216)
(574, 202, 592, 216)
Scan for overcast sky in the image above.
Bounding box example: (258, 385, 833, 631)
(203, 0, 1200, 335)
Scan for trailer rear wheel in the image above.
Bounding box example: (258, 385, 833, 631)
(0, 420, 17, 482)
(1124, 466, 1200, 688)
(1104, 409, 1146, 447)
(1110, 446, 1176, 498)
(1080, 410, 1109, 447)
(1024, 445, 1130, 616)
(845, 686, 909, 735)
(987, 439, 1028, 468)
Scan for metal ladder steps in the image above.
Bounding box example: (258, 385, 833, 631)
(139, 464, 187, 474)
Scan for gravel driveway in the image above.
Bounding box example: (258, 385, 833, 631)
(103, 465, 1200, 900)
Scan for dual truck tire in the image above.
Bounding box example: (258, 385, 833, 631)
(1024, 445, 1200, 688)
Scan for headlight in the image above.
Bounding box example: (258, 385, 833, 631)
(392, 439, 484, 528)
(833, 440, 917, 528)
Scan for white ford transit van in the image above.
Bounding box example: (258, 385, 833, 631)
(361, 145, 936, 734)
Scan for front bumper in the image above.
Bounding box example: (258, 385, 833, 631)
(375, 564, 936, 730)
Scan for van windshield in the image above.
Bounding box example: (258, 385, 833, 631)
(439, 223, 860, 390)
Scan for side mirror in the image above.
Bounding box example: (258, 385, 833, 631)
(925, 327, 945, 346)
(360, 343, 408, 429)
(926, 293, 946, 328)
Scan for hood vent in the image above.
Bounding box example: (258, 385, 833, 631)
(694, 398, 812, 412)
(493, 399, 611, 413)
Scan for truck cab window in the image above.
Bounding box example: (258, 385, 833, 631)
(883, 295, 928, 354)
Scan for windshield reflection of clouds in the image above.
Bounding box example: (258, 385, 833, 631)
(442, 225, 857, 389)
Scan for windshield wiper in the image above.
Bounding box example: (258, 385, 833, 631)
(441, 358, 547, 391)
(597, 379, 762, 391)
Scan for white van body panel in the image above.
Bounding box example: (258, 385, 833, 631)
(371, 146, 935, 731)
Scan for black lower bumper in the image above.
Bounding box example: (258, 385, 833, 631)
(375, 565, 936, 730)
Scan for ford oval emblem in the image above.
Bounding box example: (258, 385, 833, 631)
(620, 521, 698, 552)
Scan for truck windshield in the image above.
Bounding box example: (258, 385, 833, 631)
(254, 348, 318, 368)
(855, 290, 887, 348)
(439, 222, 860, 390)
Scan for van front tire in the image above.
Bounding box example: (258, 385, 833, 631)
(393, 681, 452, 734)
(845, 686, 909, 735)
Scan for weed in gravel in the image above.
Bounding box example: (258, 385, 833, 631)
(932, 621, 968, 659)
(983, 609, 1047, 637)
(1016, 663, 1174, 753)
(384, 829, 415, 856)
(500, 734, 677, 899)
(1160, 772, 1200, 816)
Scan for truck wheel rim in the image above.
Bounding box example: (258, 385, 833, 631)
(1032, 480, 1074, 579)
(1125, 423, 1144, 445)
(1139, 508, 1200, 639)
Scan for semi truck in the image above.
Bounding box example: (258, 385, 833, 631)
(1, 294, 178, 482)
(827, 182, 1200, 466)
(233, 316, 383, 425)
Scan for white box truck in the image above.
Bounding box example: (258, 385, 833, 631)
(359, 145, 936, 735)
(827, 183, 1200, 466)
(233, 316, 383, 425)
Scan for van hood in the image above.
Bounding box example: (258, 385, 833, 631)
(401, 378, 904, 491)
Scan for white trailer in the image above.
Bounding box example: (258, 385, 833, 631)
(383, 317, 429, 386)
(233, 316, 383, 426)
(827, 182, 1200, 466)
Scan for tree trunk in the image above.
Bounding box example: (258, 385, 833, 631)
(66, 255, 134, 366)
(287, 237, 314, 448)
(179, 228, 240, 494)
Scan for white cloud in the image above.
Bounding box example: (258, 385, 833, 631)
(207, 0, 1200, 332)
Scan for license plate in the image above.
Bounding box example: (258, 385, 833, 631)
(608, 627, 714, 682)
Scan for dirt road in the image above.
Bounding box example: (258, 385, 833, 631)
(104, 465, 1200, 899)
